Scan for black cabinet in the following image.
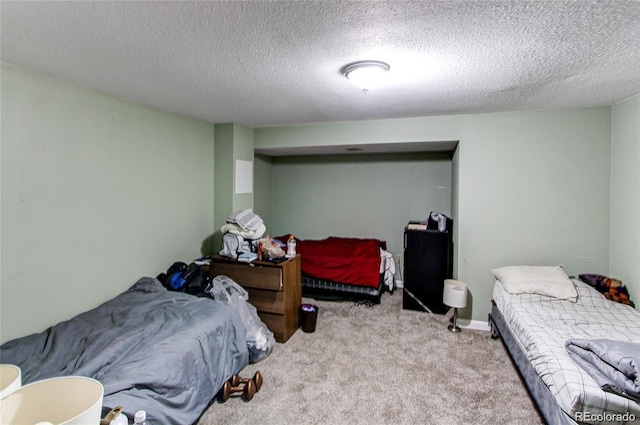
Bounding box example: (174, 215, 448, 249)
(402, 228, 453, 314)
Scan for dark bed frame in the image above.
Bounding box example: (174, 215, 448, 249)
(301, 273, 387, 305)
(489, 303, 578, 425)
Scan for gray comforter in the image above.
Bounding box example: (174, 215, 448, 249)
(0, 278, 249, 424)
(566, 338, 640, 403)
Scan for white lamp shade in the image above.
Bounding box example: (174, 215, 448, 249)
(443, 279, 468, 308)
(0, 364, 21, 399)
(0, 376, 104, 425)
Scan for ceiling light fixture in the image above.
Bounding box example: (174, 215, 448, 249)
(341, 60, 390, 93)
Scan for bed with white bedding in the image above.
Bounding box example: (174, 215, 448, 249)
(491, 276, 640, 424)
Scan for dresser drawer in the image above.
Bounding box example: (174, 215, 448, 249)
(209, 255, 301, 343)
(212, 262, 282, 291)
(245, 288, 285, 315)
(257, 312, 287, 343)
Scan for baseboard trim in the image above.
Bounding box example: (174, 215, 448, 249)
(458, 319, 491, 332)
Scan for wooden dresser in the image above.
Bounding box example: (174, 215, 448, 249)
(209, 255, 302, 343)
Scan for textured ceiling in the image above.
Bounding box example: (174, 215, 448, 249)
(2, 0, 639, 128)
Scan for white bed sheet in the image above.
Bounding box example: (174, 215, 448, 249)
(380, 248, 395, 291)
(493, 280, 640, 424)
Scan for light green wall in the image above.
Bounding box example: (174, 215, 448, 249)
(231, 123, 255, 212)
(610, 94, 640, 307)
(269, 152, 452, 259)
(255, 115, 464, 150)
(2, 61, 630, 343)
(456, 109, 611, 320)
(1, 64, 216, 343)
(212, 123, 254, 253)
(450, 145, 460, 310)
(253, 154, 273, 230)
(255, 107, 612, 321)
(213, 124, 234, 254)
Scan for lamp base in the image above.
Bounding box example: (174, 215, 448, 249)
(447, 307, 462, 332)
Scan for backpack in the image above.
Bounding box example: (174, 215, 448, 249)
(158, 262, 209, 296)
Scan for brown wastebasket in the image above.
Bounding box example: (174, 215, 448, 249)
(299, 304, 319, 333)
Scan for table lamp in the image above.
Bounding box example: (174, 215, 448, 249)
(443, 279, 468, 332)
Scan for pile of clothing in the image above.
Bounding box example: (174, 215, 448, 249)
(219, 210, 266, 260)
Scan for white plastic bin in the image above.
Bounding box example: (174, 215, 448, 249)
(0, 364, 22, 399)
(0, 376, 103, 425)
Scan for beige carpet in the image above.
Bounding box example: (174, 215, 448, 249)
(197, 290, 544, 425)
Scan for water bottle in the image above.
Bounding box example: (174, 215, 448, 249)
(438, 214, 447, 232)
(286, 235, 297, 258)
(133, 410, 150, 425)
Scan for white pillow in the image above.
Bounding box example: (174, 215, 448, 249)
(491, 265, 578, 301)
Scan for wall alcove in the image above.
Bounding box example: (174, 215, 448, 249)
(253, 141, 460, 277)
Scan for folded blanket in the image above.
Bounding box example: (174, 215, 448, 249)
(566, 338, 640, 403)
(227, 209, 263, 232)
(221, 222, 266, 240)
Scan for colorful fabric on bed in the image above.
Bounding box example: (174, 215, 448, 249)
(493, 280, 640, 424)
(578, 273, 636, 308)
(280, 236, 382, 288)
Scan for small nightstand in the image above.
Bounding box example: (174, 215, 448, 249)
(209, 255, 302, 343)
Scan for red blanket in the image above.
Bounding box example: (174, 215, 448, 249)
(277, 236, 382, 288)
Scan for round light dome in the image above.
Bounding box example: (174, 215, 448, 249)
(341, 61, 390, 92)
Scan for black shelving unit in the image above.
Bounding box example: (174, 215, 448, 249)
(402, 224, 453, 314)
